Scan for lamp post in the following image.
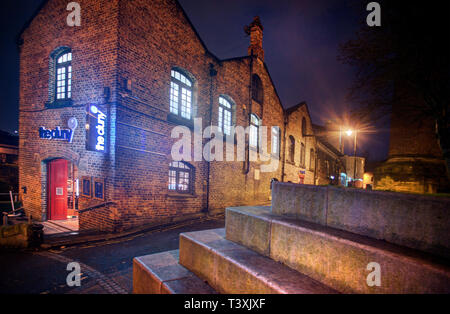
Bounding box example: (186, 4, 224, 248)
(346, 129, 358, 186)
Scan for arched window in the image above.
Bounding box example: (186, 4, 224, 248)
(302, 117, 307, 137)
(300, 143, 306, 167)
(55, 49, 72, 100)
(168, 161, 194, 193)
(271, 127, 280, 156)
(249, 114, 260, 148)
(170, 69, 193, 120)
(252, 74, 263, 104)
(288, 136, 295, 162)
(310, 149, 315, 170)
(218, 96, 234, 136)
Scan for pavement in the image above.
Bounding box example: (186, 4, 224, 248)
(0, 216, 225, 294)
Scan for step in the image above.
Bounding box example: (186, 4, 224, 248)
(133, 250, 217, 294)
(178, 228, 337, 294)
(225, 206, 450, 294)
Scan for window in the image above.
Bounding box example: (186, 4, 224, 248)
(170, 70, 193, 120)
(310, 149, 315, 170)
(249, 114, 260, 148)
(168, 161, 193, 193)
(252, 74, 263, 104)
(271, 127, 280, 156)
(288, 136, 295, 163)
(302, 117, 307, 137)
(300, 143, 306, 167)
(218, 96, 233, 136)
(55, 50, 72, 100)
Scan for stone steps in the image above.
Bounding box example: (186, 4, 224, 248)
(225, 206, 450, 294)
(179, 228, 337, 294)
(133, 250, 217, 294)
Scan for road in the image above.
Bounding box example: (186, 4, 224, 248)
(0, 217, 225, 294)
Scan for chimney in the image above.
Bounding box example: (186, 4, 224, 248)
(245, 16, 264, 61)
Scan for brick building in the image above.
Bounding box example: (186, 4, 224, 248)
(18, 0, 340, 232)
(0, 130, 19, 192)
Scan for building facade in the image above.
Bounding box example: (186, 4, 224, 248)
(18, 0, 342, 232)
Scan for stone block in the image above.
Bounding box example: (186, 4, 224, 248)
(133, 250, 216, 294)
(225, 207, 450, 293)
(226, 206, 272, 255)
(179, 228, 337, 294)
(272, 182, 327, 224)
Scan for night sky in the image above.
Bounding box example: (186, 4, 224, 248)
(0, 0, 390, 161)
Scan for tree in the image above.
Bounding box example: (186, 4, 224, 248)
(339, 0, 450, 179)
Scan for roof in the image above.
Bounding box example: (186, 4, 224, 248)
(0, 130, 19, 147)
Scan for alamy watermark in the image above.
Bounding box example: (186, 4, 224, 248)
(170, 118, 280, 173)
(66, 262, 81, 287)
(366, 262, 381, 287)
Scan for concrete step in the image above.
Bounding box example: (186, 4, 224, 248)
(225, 206, 450, 294)
(133, 250, 217, 294)
(179, 228, 337, 294)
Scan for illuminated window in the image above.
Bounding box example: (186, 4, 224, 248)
(170, 70, 193, 120)
(288, 136, 295, 162)
(55, 50, 72, 100)
(252, 74, 263, 104)
(272, 127, 280, 156)
(249, 114, 260, 148)
(168, 161, 193, 193)
(218, 96, 233, 136)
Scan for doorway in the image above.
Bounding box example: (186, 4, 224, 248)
(47, 158, 79, 221)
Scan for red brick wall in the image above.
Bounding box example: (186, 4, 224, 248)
(18, 0, 119, 229)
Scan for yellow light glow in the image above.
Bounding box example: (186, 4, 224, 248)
(346, 130, 353, 136)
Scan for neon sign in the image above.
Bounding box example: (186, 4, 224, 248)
(86, 105, 107, 153)
(39, 118, 77, 143)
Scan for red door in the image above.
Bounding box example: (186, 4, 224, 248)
(48, 159, 68, 220)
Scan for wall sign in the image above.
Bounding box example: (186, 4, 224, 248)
(86, 105, 108, 153)
(39, 117, 77, 143)
(81, 176, 91, 197)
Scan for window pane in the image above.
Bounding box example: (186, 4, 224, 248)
(168, 170, 177, 190)
(170, 82, 179, 114)
(178, 171, 190, 191)
(250, 125, 258, 147)
(181, 88, 192, 119)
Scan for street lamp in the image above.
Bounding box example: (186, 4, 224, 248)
(345, 129, 358, 186)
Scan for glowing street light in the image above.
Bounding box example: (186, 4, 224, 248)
(345, 129, 358, 185)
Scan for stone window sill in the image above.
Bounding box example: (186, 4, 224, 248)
(167, 113, 194, 130)
(167, 192, 197, 198)
(45, 99, 73, 109)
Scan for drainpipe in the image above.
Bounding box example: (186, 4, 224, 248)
(281, 112, 288, 182)
(206, 63, 217, 212)
(244, 51, 254, 175)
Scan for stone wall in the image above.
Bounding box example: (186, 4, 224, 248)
(272, 182, 450, 258)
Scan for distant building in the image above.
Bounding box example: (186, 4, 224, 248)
(0, 130, 19, 192)
(313, 125, 346, 186)
(342, 155, 365, 188)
